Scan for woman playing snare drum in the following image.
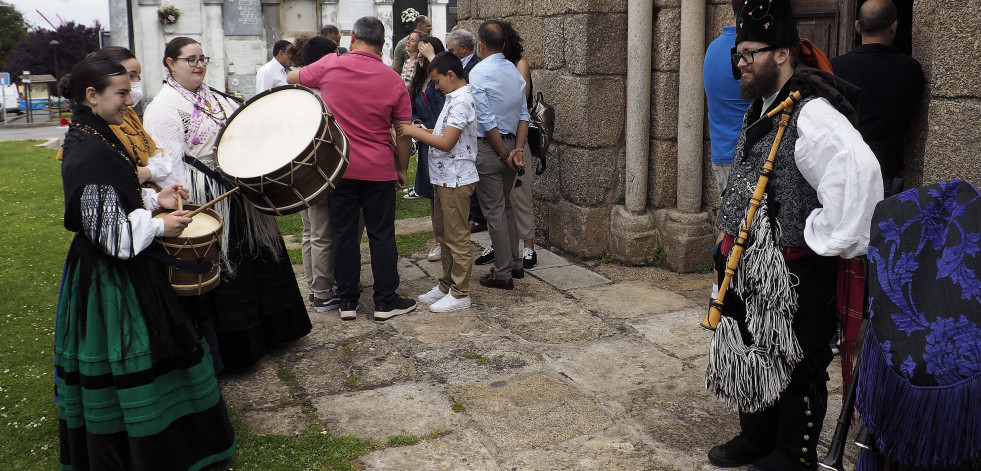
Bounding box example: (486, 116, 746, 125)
(56, 55, 236, 470)
(144, 37, 311, 372)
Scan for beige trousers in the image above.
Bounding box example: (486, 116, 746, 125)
(300, 202, 333, 299)
(433, 183, 476, 297)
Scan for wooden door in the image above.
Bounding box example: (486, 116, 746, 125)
(793, 0, 857, 58)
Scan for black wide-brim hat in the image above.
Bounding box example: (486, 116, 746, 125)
(732, 0, 801, 47)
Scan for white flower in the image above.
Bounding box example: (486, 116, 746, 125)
(400, 8, 420, 24)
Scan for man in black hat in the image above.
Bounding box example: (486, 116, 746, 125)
(705, 1, 883, 470)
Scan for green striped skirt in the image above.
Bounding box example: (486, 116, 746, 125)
(55, 261, 236, 470)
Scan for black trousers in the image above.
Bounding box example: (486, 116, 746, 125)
(469, 193, 485, 224)
(716, 251, 839, 470)
(330, 178, 400, 305)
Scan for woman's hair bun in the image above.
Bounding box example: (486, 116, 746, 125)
(58, 73, 74, 100)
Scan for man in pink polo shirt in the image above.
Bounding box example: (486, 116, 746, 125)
(287, 16, 417, 321)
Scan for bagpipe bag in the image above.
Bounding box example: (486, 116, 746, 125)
(858, 179, 981, 470)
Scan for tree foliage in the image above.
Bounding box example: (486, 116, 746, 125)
(4, 22, 101, 86)
(0, 1, 29, 71)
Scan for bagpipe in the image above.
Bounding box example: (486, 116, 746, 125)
(700, 90, 803, 331)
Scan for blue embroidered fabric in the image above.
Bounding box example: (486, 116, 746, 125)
(858, 179, 981, 469)
(867, 179, 981, 386)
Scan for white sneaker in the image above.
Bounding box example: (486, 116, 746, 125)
(427, 244, 442, 261)
(429, 293, 472, 313)
(417, 285, 447, 304)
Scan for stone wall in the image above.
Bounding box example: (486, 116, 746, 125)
(459, 0, 731, 263)
(907, 0, 981, 188)
(457, 0, 628, 258)
(652, 0, 735, 217)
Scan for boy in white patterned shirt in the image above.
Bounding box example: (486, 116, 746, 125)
(398, 52, 478, 312)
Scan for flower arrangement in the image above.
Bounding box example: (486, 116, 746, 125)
(158, 5, 181, 26)
(400, 7, 420, 25)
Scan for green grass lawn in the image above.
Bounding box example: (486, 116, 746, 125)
(0, 141, 68, 469)
(0, 140, 407, 470)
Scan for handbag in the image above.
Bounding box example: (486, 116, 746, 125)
(527, 91, 554, 175)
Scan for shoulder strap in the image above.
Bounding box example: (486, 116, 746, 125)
(210, 88, 244, 105)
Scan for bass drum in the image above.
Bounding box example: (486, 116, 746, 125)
(215, 85, 349, 216)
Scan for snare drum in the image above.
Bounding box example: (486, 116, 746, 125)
(153, 205, 223, 296)
(215, 85, 349, 216)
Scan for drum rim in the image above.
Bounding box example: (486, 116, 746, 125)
(153, 205, 224, 243)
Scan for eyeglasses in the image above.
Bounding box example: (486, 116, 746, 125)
(730, 46, 778, 65)
(176, 56, 210, 66)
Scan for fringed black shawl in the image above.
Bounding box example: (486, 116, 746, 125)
(60, 104, 200, 365)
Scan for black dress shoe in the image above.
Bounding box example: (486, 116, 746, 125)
(512, 268, 525, 279)
(707, 436, 770, 468)
(478, 273, 513, 290)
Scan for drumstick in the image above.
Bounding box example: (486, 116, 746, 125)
(176, 180, 183, 212)
(186, 187, 239, 218)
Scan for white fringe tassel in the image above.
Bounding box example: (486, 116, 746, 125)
(706, 193, 802, 413)
(183, 155, 284, 277)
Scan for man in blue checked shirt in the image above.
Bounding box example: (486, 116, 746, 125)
(468, 20, 530, 290)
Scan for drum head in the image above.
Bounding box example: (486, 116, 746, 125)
(154, 210, 221, 238)
(217, 87, 324, 178)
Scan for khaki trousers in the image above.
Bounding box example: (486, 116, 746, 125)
(433, 183, 475, 297)
(475, 138, 522, 279)
(510, 142, 535, 241)
(300, 202, 333, 299)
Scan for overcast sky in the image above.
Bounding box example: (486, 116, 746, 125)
(6, 0, 110, 31)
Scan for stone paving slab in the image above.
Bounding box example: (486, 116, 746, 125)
(240, 406, 308, 437)
(626, 364, 740, 454)
(220, 358, 293, 408)
(448, 373, 612, 451)
(493, 300, 615, 343)
(397, 258, 428, 281)
(497, 425, 666, 471)
(471, 270, 568, 311)
(412, 335, 543, 386)
(361, 429, 501, 471)
(394, 216, 434, 236)
(532, 264, 611, 290)
(388, 308, 495, 345)
(470, 230, 492, 247)
(525, 248, 571, 271)
(570, 280, 694, 319)
(285, 312, 390, 353)
(542, 338, 683, 395)
(629, 307, 715, 360)
(312, 383, 466, 441)
(291, 336, 415, 396)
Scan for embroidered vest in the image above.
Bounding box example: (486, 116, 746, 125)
(717, 95, 821, 248)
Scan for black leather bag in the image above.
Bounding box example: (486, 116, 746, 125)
(527, 91, 554, 175)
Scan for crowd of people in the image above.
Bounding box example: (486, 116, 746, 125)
(51, 1, 977, 470)
(52, 13, 541, 470)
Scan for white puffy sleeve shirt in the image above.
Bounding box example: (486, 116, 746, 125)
(792, 97, 884, 258)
